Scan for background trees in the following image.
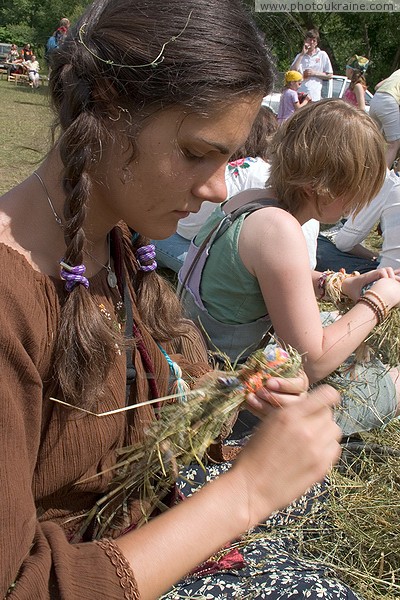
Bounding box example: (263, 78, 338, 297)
(251, 10, 400, 88)
(0, 0, 398, 87)
(0, 0, 86, 51)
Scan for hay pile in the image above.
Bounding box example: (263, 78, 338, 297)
(289, 421, 400, 600)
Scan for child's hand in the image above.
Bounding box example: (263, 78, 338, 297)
(342, 267, 400, 303)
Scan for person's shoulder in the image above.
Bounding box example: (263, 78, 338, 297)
(243, 203, 300, 238)
(0, 243, 53, 337)
(385, 169, 400, 197)
(291, 52, 302, 64)
(241, 206, 305, 265)
(0, 243, 49, 297)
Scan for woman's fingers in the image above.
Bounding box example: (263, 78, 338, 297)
(245, 371, 309, 416)
(232, 384, 342, 523)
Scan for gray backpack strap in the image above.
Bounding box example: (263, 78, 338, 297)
(177, 198, 279, 297)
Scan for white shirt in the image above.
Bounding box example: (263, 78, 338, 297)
(335, 169, 400, 269)
(291, 48, 333, 101)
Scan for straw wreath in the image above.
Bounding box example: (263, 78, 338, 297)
(61, 344, 302, 541)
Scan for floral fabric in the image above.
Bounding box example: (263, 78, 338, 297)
(160, 461, 362, 600)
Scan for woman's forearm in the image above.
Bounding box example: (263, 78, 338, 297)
(115, 386, 341, 599)
(116, 471, 252, 599)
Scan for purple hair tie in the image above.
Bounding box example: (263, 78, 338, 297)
(59, 260, 90, 292)
(136, 244, 157, 272)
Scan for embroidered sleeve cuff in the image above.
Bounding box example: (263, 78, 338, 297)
(96, 538, 140, 600)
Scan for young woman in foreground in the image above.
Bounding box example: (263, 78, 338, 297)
(0, 2, 348, 599)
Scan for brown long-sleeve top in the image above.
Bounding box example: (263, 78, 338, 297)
(0, 237, 210, 599)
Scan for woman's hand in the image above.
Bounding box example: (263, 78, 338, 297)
(342, 267, 400, 303)
(231, 384, 342, 523)
(245, 370, 309, 417)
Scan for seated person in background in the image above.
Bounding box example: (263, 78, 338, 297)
(153, 105, 277, 272)
(6, 44, 23, 75)
(6, 43, 19, 63)
(277, 70, 311, 124)
(179, 100, 400, 437)
(20, 43, 33, 62)
(334, 169, 400, 269)
(23, 54, 40, 87)
(370, 69, 400, 168)
(316, 224, 379, 274)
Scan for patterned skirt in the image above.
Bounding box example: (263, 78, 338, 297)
(161, 459, 362, 600)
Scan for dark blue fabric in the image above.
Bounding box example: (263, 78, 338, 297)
(316, 235, 379, 274)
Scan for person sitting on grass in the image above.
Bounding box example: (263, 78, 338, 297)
(179, 99, 400, 438)
(0, 1, 352, 599)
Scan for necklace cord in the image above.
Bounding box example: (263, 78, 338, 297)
(33, 170, 118, 287)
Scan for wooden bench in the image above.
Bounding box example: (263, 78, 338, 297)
(8, 72, 30, 85)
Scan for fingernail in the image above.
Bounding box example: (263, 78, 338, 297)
(265, 378, 280, 390)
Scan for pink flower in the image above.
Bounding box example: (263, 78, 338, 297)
(228, 158, 246, 168)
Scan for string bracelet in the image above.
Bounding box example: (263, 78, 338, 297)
(136, 244, 157, 272)
(358, 288, 389, 325)
(317, 270, 333, 300)
(59, 260, 90, 292)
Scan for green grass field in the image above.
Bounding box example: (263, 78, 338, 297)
(0, 79, 52, 195)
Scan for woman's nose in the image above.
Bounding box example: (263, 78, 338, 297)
(192, 166, 228, 204)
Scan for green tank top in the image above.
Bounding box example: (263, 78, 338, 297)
(195, 205, 268, 324)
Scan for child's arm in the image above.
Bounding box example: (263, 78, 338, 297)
(239, 206, 400, 384)
(354, 82, 365, 110)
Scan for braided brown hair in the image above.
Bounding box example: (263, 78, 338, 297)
(48, 0, 275, 407)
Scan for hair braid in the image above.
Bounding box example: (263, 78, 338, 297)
(126, 233, 189, 342)
(53, 70, 122, 408)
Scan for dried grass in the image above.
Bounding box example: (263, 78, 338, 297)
(71, 345, 302, 540)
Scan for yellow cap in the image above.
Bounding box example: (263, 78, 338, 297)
(285, 70, 303, 84)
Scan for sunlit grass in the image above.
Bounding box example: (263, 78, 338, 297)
(0, 79, 52, 195)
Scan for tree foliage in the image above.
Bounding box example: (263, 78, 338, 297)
(249, 8, 400, 88)
(0, 0, 88, 56)
(0, 0, 398, 88)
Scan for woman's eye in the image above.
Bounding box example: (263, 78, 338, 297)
(184, 149, 204, 160)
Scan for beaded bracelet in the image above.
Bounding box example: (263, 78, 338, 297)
(357, 296, 384, 325)
(357, 288, 389, 325)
